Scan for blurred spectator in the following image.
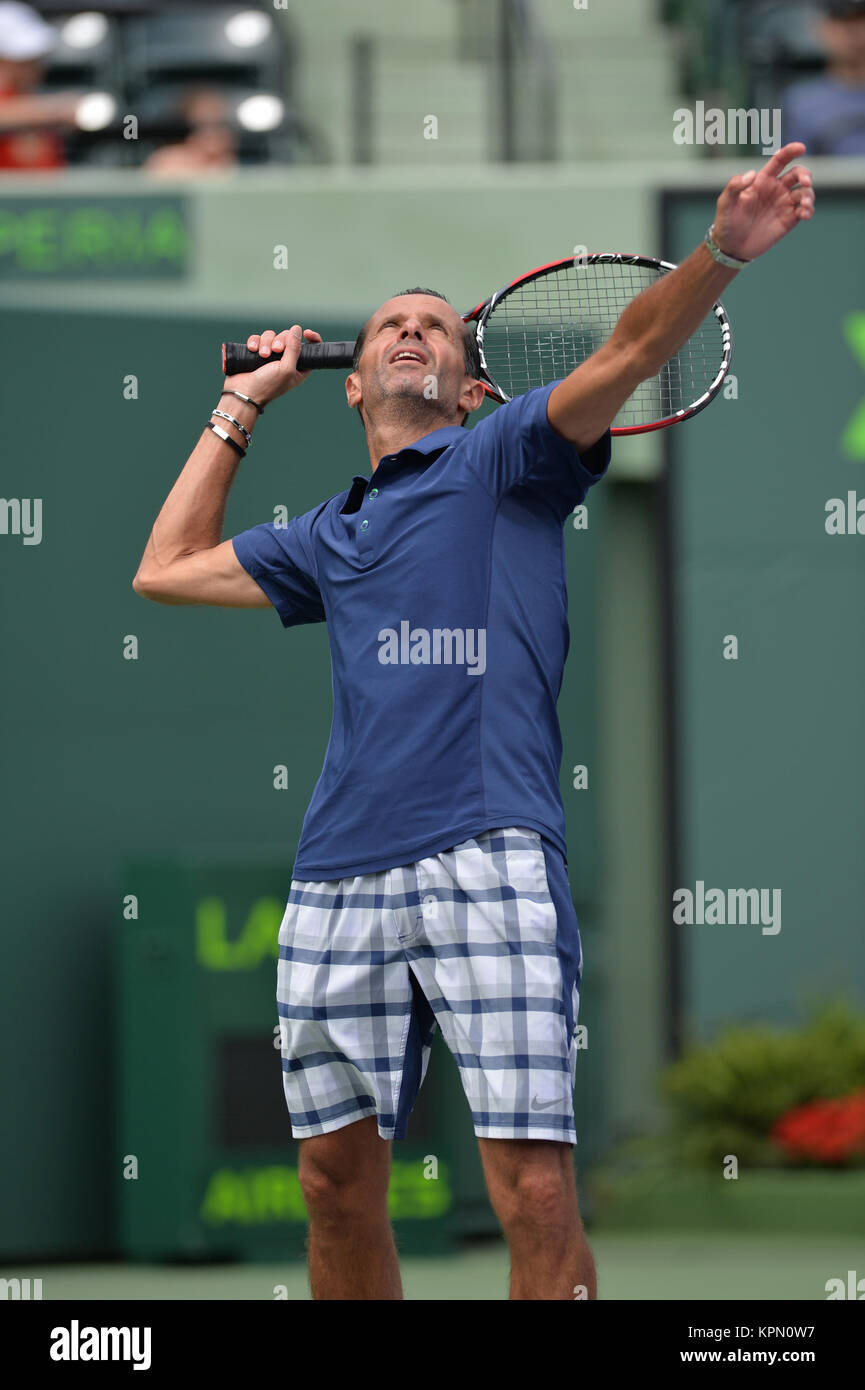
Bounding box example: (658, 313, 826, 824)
(783, 0, 865, 154)
(0, 1, 80, 170)
(143, 88, 238, 176)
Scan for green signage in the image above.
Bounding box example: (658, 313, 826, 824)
(842, 312, 865, 460)
(0, 196, 189, 278)
(200, 1161, 452, 1225)
(195, 895, 283, 971)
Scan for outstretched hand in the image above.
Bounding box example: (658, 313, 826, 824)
(712, 142, 815, 263)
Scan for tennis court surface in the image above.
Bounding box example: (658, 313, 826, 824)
(5, 1233, 861, 1300)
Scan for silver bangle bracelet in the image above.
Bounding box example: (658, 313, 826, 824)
(211, 408, 251, 446)
(222, 388, 265, 415)
(705, 224, 751, 269)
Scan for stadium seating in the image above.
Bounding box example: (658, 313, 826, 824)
(662, 0, 829, 126)
(36, 3, 302, 167)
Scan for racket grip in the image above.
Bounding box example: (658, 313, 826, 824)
(222, 340, 356, 375)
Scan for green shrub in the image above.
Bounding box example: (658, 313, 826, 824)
(659, 1003, 865, 1168)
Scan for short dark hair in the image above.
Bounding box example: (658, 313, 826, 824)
(352, 288, 482, 380)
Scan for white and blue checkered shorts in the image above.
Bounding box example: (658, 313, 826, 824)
(276, 826, 583, 1143)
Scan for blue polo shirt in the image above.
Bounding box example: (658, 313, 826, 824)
(232, 381, 611, 880)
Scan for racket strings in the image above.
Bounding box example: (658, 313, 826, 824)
(481, 262, 725, 426)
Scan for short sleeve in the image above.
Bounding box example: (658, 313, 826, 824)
(232, 511, 326, 629)
(465, 381, 611, 517)
(780, 81, 816, 150)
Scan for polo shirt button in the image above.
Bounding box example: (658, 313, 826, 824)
(370, 488, 379, 497)
(360, 519, 369, 530)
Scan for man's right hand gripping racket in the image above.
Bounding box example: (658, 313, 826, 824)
(221, 253, 733, 436)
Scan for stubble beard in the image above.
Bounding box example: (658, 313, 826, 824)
(364, 367, 458, 434)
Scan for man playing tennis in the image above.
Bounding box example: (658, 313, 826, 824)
(133, 144, 813, 1300)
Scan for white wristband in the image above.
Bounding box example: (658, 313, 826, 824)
(705, 224, 750, 269)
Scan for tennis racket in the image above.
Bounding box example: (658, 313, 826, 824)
(221, 253, 733, 435)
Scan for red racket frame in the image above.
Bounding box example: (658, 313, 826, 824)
(462, 252, 733, 435)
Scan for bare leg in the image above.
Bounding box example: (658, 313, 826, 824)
(298, 1116, 401, 1300)
(478, 1137, 596, 1300)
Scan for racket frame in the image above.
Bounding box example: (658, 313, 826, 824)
(464, 252, 733, 435)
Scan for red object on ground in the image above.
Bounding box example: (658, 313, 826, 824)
(771, 1089, 865, 1163)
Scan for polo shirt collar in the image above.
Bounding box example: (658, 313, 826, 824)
(396, 425, 466, 457)
(349, 425, 466, 490)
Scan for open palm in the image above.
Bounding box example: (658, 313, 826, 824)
(712, 142, 815, 262)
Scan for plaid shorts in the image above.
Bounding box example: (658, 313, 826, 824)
(276, 826, 583, 1143)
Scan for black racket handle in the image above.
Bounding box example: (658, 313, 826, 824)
(222, 340, 355, 375)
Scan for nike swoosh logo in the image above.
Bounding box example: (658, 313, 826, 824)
(531, 1096, 564, 1111)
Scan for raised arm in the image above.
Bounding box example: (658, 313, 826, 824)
(548, 143, 815, 453)
(132, 325, 320, 606)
